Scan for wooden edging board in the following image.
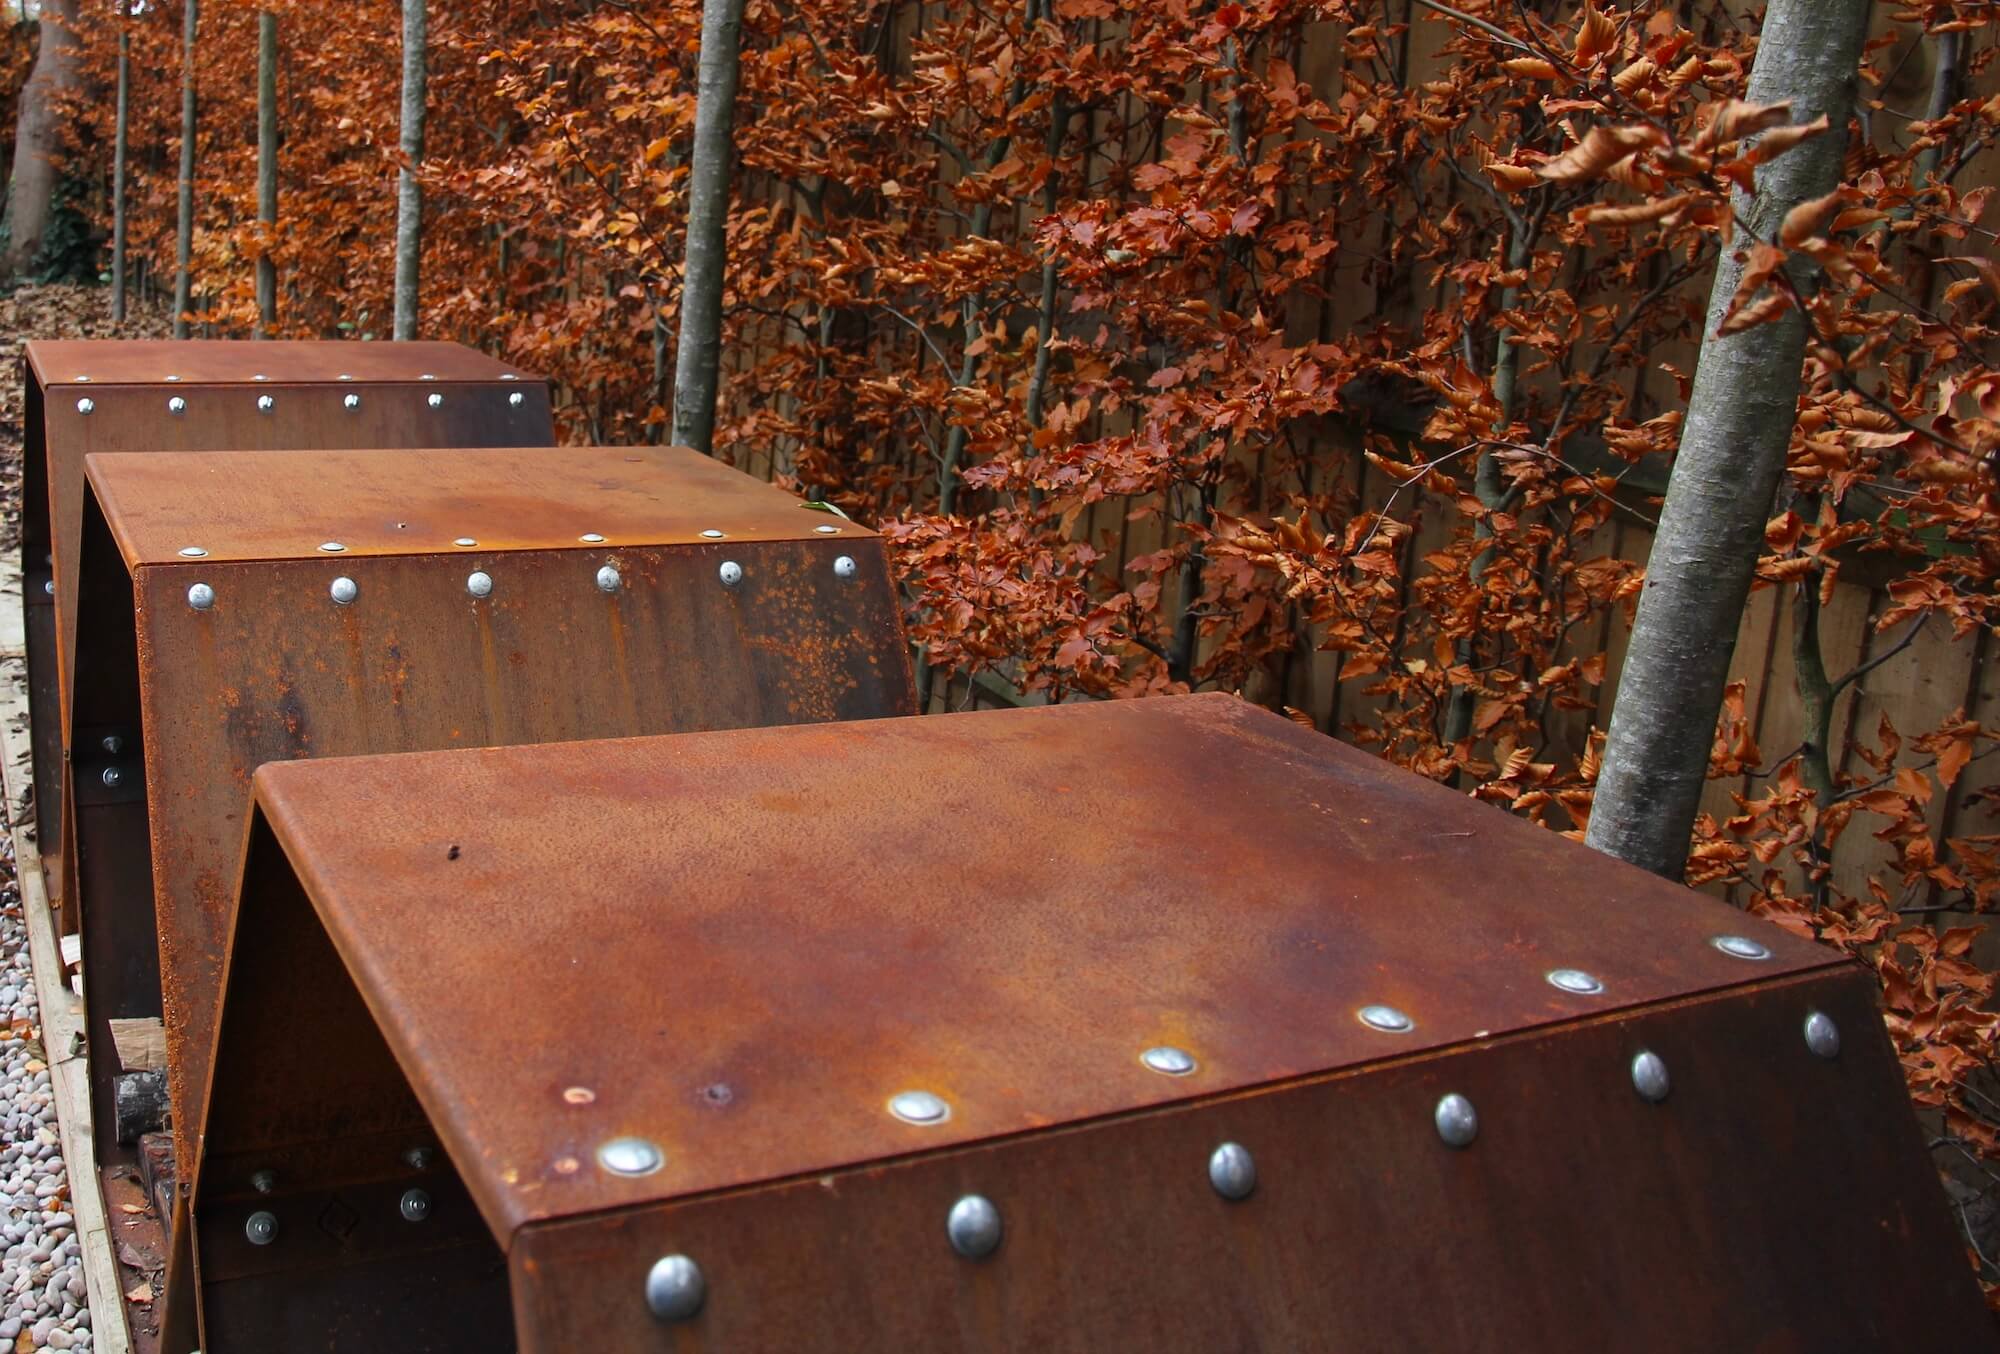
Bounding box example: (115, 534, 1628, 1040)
(0, 560, 135, 1354)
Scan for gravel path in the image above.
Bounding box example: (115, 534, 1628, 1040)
(0, 835, 92, 1351)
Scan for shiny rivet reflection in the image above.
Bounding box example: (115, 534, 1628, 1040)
(718, 560, 744, 588)
(168, 396, 187, 414)
(100, 768, 122, 788)
(833, 555, 858, 579)
(1208, 1142, 1255, 1200)
(1803, 1010, 1841, 1059)
(596, 565, 622, 594)
(701, 529, 726, 539)
(1434, 1093, 1479, 1147)
(814, 523, 840, 534)
(187, 583, 216, 611)
(453, 537, 477, 547)
(330, 577, 358, 606)
(257, 394, 275, 413)
(1630, 1051, 1670, 1103)
(244, 1211, 278, 1246)
(466, 571, 494, 599)
(344, 393, 361, 411)
(645, 1254, 705, 1322)
(318, 542, 346, 553)
(888, 1090, 949, 1125)
(580, 533, 606, 543)
(946, 1195, 1003, 1259)
(75, 398, 93, 415)
(597, 1137, 664, 1177)
(1358, 1004, 1414, 1034)
(1141, 1045, 1197, 1076)
(178, 546, 207, 558)
(1547, 968, 1604, 996)
(1711, 934, 1772, 961)
(428, 392, 444, 409)
(509, 391, 525, 407)
(399, 1189, 431, 1223)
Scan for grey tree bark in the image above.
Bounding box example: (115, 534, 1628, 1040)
(393, 0, 427, 341)
(6, 0, 82, 277)
(670, 0, 747, 453)
(111, 19, 129, 322)
(254, 9, 277, 334)
(172, 0, 198, 340)
(1585, 0, 1874, 879)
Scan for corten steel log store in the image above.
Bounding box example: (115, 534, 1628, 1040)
(191, 696, 1989, 1352)
(20, 339, 556, 911)
(65, 442, 914, 1221)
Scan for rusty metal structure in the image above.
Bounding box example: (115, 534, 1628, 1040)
(67, 444, 914, 1186)
(21, 340, 555, 906)
(190, 694, 1989, 1351)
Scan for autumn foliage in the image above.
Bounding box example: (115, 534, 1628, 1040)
(37, 0, 2000, 1293)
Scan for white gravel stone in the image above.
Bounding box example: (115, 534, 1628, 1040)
(0, 836, 94, 1349)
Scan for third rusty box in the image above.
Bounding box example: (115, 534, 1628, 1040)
(189, 694, 1989, 1351)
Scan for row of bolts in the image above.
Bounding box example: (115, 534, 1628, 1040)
(229, 935, 1831, 1324)
(76, 392, 529, 415)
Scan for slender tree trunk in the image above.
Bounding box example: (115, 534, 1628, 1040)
(173, 0, 198, 340)
(1586, 0, 1873, 879)
(254, 9, 277, 334)
(393, 0, 427, 341)
(6, 0, 82, 277)
(670, 0, 747, 452)
(111, 22, 129, 322)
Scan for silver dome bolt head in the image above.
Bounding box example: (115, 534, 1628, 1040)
(427, 392, 444, 409)
(1358, 1004, 1414, 1034)
(330, 577, 358, 606)
(1803, 1010, 1841, 1059)
(399, 1188, 431, 1223)
(1434, 1093, 1479, 1147)
(645, 1254, 705, 1322)
(318, 541, 346, 553)
(75, 397, 94, 415)
(178, 545, 207, 558)
(596, 565, 622, 594)
(250, 1169, 276, 1194)
(509, 391, 525, 407)
(1141, 1045, 1197, 1076)
(1547, 968, 1604, 996)
(718, 560, 744, 588)
(888, 1090, 949, 1125)
(833, 555, 858, 579)
(453, 537, 477, 548)
(244, 1210, 278, 1246)
(466, 571, 493, 599)
(43, 580, 53, 595)
(946, 1194, 1003, 1259)
(257, 394, 275, 413)
(596, 1137, 664, 1177)
(813, 523, 840, 534)
(403, 1146, 434, 1170)
(100, 767, 122, 788)
(580, 533, 605, 543)
(700, 529, 726, 539)
(1208, 1142, 1255, 1201)
(100, 734, 123, 755)
(343, 393, 361, 411)
(168, 396, 187, 414)
(1711, 934, 1772, 961)
(187, 583, 216, 611)
(1631, 1050, 1670, 1103)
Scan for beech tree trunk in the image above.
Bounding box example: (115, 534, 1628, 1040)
(254, 9, 277, 334)
(111, 21, 129, 322)
(172, 0, 198, 339)
(1586, 0, 1873, 879)
(393, 0, 426, 341)
(670, 0, 747, 453)
(6, 0, 82, 277)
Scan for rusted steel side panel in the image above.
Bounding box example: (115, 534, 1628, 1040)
(131, 537, 913, 1146)
(27, 375, 554, 899)
(26, 339, 529, 387)
(508, 969, 1985, 1352)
